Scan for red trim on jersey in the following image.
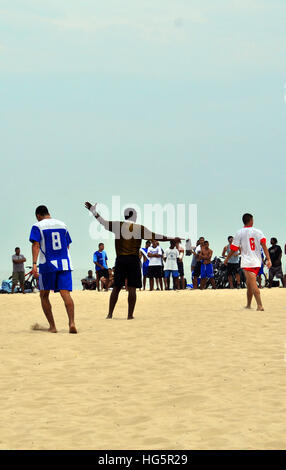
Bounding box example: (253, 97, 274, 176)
(243, 225, 252, 228)
(243, 267, 260, 276)
(260, 237, 266, 244)
(230, 244, 239, 251)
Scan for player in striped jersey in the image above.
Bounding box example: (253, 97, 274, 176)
(30, 205, 77, 333)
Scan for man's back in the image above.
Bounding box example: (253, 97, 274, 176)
(29, 218, 73, 272)
(112, 221, 144, 256)
(232, 227, 266, 268)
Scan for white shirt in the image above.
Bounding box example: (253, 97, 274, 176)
(164, 248, 179, 271)
(231, 227, 266, 268)
(147, 245, 163, 266)
(177, 243, 184, 260)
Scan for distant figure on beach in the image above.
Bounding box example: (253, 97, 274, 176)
(222, 236, 241, 289)
(147, 240, 164, 291)
(200, 241, 216, 290)
(139, 240, 151, 290)
(193, 236, 205, 289)
(163, 240, 179, 290)
(11, 247, 26, 294)
(81, 270, 97, 290)
(175, 238, 185, 289)
(29, 205, 77, 333)
(268, 238, 284, 288)
(224, 213, 271, 311)
(85, 201, 179, 319)
(93, 243, 109, 291)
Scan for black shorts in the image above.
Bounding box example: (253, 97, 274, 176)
(97, 269, 109, 280)
(147, 265, 163, 279)
(193, 261, 201, 278)
(177, 261, 184, 277)
(227, 263, 239, 276)
(114, 255, 142, 288)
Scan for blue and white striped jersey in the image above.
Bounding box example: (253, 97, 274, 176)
(29, 218, 73, 273)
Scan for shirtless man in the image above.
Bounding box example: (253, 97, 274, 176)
(200, 241, 216, 289)
(224, 213, 271, 311)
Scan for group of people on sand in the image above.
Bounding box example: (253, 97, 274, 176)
(17, 202, 277, 333)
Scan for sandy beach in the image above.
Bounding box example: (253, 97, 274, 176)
(0, 288, 286, 450)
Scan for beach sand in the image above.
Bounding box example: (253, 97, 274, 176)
(0, 288, 286, 450)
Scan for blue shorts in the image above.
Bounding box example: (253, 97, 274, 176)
(200, 263, 214, 279)
(164, 270, 179, 278)
(38, 271, 73, 292)
(142, 262, 149, 277)
(258, 264, 264, 276)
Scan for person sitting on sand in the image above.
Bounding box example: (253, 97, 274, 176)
(81, 270, 97, 290)
(224, 213, 271, 311)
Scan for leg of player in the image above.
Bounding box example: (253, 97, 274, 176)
(60, 290, 77, 333)
(173, 274, 179, 290)
(40, 290, 57, 333)
(127, 287, 136, 319)
(244, 271, 264, 311)
(107, 286, 121, 318)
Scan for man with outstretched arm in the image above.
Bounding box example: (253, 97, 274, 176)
(224, 213, 271, 311)
(85, 201, 181, 319)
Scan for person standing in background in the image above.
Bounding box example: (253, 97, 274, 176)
(11, 247, 26, 294)
(222, 236, 241, 289)
(147, 240, 164, 291)
(139, 240, 151, 290)
(93, 243, 109, 291)
(268, 238, 284, 288)
(175, 238, 185, 289)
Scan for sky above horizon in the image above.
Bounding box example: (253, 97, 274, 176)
(1, 0, 286, 275)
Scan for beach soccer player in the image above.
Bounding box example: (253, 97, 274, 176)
(85, 201, 180, 319)
(224, 213, 271, 311)
(29, 205, 77, 333)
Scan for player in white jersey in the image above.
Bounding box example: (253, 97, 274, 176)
(30, 205, 77, 333)
(224, 213, 271, 311)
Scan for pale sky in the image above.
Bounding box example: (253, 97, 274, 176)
(1, 0, 286, 277)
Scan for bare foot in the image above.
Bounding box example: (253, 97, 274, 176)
(244, 306, 252, 309)
(49, 326, 57, 333)
(106, 314, 113, 319)
(69, 325, 77, 334)
(127, 316, 134, 320)
(257, 306, 264, 311)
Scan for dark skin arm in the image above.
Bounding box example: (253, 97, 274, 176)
(85, 201, 183, 242)
(31, 242, 40, 277)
